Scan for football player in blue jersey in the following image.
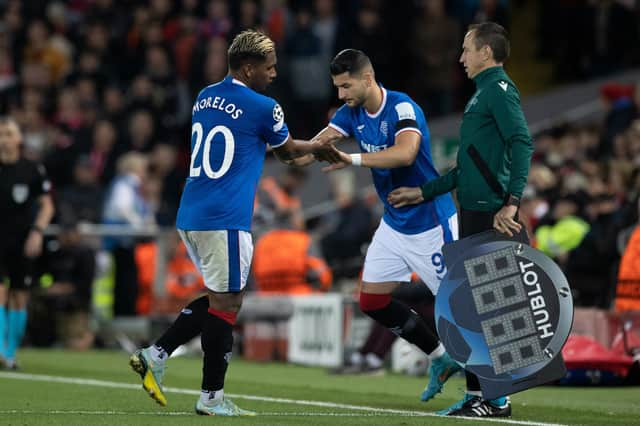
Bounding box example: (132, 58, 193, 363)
(129, 30, 339, 416)
(308, 49, 462, 402)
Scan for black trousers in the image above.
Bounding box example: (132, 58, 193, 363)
(459, 208, 529, 393)
(113, 246, 138, 316)
(460, 209, 497, 238)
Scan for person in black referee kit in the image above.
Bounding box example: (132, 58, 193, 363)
(0, 117, 54, 370)
(387, 22, 534, 418)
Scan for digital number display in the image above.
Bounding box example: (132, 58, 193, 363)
(464, 247, 548, 374)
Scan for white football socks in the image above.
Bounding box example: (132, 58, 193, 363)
(200, 389, 224, 406)
(148, 345, 168, 364)
(427, 343, 446, 360)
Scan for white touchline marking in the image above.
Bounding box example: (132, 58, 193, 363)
(0, 410, 433, 417)
(0, 372, 567, 426)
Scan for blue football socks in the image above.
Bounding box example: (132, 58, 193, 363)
(6, 308, 27, 360)
(0, 306, 6, 358)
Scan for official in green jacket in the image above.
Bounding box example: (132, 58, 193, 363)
(388, 22, 534, 417)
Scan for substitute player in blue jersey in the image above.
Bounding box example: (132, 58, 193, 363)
(309, 49, 462, 401)
(129, 30, 338, 416)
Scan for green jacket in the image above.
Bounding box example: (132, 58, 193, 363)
(421, 66, 533, 211)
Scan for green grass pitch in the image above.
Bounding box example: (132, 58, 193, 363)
(0, 349, 637, 425)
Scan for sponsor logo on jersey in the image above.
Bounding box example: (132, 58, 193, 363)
(360, 141, 387, 153)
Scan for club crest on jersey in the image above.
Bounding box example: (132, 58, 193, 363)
(12, 184, 28, 204)
(379, 121, 388, 137)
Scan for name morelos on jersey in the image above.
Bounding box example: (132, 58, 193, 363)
(177, 76, 289, 232)
(329, 86, 457, 235)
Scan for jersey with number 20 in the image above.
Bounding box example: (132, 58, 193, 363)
(177, 76, 289, 231)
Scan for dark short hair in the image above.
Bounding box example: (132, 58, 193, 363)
(468, 22, 510, 63)
(329, 49, 372, 76)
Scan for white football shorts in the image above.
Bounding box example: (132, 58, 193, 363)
(178, 229, 253, 293)
(362, 214, 458, 294)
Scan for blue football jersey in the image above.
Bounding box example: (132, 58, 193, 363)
(177, 76, 289, 231)
(329, 87, 456, 234)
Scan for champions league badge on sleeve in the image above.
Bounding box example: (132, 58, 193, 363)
(435, 230, 573, 399)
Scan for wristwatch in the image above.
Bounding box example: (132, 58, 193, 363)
(505, 194, 520, 207)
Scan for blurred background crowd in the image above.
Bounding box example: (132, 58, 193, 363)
(2, 0, 640, 350)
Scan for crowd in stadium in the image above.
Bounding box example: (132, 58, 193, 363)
(1, 0, 640, 348)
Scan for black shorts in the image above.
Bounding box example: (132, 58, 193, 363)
(0, 241, 37, 290)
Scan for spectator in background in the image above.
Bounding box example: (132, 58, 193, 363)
(102, 151, 155, 317)
(189, 36, 228, 98)
(125, 109, 156, 153)
(601, 83, 638, 157)
(34, 219, 96, 350)
(230, 0, 261, 39)
(470, 0, 509, 30)
(0, 31, 18, 111)
(173, 13, 201, 82)
(20, 102, 49, 161)
(102, 84, 127, 129)
(284, 7, 331, 138)
(85, 119, 121, 186)
(22, 18, 71, 85)
(319, 169, 374, 280)
(148, 143, 185, 226)
(144, 44, 189, 131)
(535, 193, 590, 262)
(57, 154, 104, 224)
(134, 230, 205, 316)
(313, 0, 342, 64)
(410, 0, 460, 117)
(615, 206, 640, 312)
(254, 167, 308, 237)
(584, 0, 638, 78)
(201, 0, 233, 40)
(262, 0, 289, 45)
(123, 5, 152, 80)
(347, 3, 393, 86)
(566, 192, 636, 307)
(252, 226, 333, 295)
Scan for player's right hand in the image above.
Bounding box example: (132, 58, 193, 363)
(387, 187, 424, 207)
(321, 149, 351, 172)
(312, 140, 342, 163)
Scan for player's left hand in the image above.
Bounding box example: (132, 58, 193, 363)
(387, 187, 424, 207)
(24, 229, 44, 258)
(493, 205, 521, 237)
